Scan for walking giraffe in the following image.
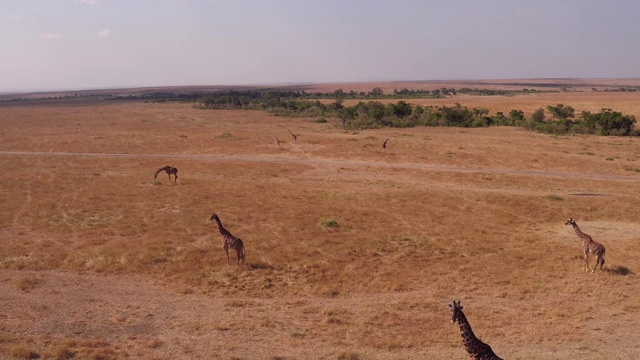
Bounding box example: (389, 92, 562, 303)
(288, 129, 297, 142)
(565, 218, 606, 273)
(449, 300, 503, 360)
(210, 212, 246, 266)
(154, 166, 178, 183)
(381, 138, 389, 152)
(272, 134, 281, 148)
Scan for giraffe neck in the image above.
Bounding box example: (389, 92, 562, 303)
(456, 312, 481, 351)
(213, 217, 232, 238)
(572, 224, 591, 242)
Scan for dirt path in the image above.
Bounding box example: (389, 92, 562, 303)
(2, 150, 640, 182)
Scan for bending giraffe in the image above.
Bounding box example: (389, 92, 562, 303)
(565, 218, 606, 273)
(210, 212, 246, 266)
(154, 166, 178, 183)
(288, 129, 297, 142)
(449, 300, 503, 360)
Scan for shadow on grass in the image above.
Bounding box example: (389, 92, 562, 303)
(605, 265, 633, 276)
(249, 262, 279, 270)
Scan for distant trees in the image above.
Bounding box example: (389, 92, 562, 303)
(369, 87, 384, 97)
(509, 110, 525, 123)
(546, 104, 575, 120)
(530, 108, 546, 123)
(580, 108, 636, 136)
(194, 90, 638, 137)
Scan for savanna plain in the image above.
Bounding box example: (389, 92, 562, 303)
(2, 80, 640, 359)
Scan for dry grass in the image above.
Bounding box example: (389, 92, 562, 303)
(13, 273, 41, 292)
(1, 83, 640, 359)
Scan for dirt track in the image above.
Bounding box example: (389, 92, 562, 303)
(3, 151, 640, 182)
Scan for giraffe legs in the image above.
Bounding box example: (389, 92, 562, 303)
(235, 248, 244, 266)
(595, 255, 605, 272)
(585, 253, 606, 273)
(584, 253, 590, 273)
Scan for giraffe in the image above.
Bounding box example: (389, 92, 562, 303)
(272, 134, 281, 148)
(154, 166, 178, 183)
(565, 218, 606, 273)
(449, 300, 503, 360)
(210, 212, 245, 266)
(381, 138, 389, 152)
(288, 129, 297, 142)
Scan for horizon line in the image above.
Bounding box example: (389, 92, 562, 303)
(2, 77, 639, 96)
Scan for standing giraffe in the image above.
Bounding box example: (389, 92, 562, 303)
(210, 212, 246, 266)
(288, 129, 297, 142)
(565, 218, 606, 273)
(381, 138, 389, 152)
(154, 166, 178, 183)
(449, 300, 503, 360)
(272, 134, 281, 148)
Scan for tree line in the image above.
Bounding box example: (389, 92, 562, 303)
(196, 92, 638, 136)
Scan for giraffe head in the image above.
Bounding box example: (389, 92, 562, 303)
(565, 218, 576, 226)
(210, 213, 219, 221)
(449, 300, 464, 324)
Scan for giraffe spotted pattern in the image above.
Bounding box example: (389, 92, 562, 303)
(449, 300, 503, 360)
(211, 213, 245, 266)
(565, 218, 606, 273)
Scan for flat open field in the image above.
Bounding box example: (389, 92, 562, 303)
(2, 84, 640, 359)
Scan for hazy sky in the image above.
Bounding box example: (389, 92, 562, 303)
(2, 0, 640, 91)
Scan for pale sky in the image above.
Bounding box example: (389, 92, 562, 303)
(2, 0, 640, 92)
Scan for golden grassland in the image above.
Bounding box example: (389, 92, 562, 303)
(1, 85, 640, 359)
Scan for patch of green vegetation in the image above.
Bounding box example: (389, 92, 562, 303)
(547, 195, 564, 201)
(321, 219, 340, 228)
(218, 132, 232, 138)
